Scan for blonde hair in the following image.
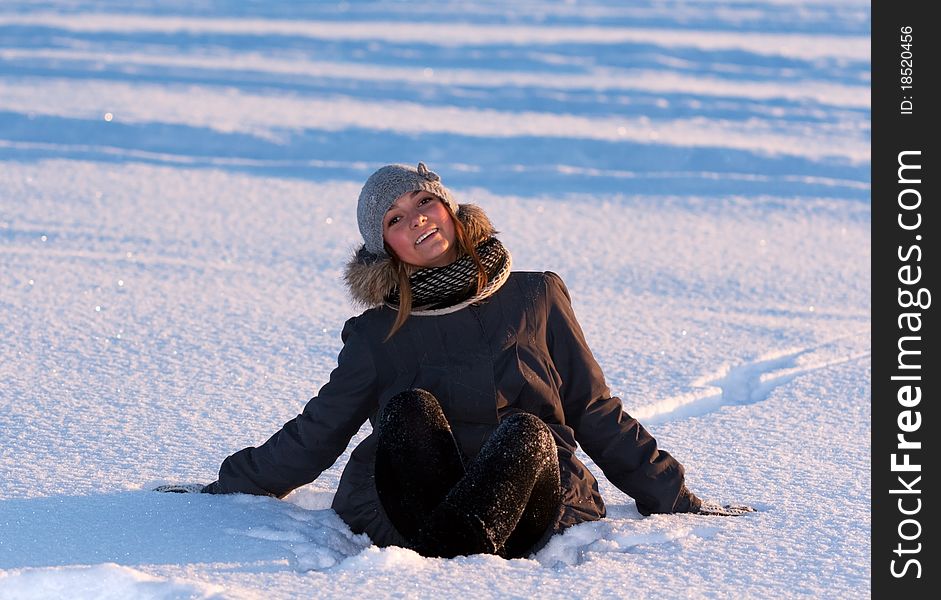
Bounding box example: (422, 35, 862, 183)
(383, 203, 488, 341)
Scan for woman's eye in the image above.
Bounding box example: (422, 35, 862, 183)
(418, 197, 430, 205)
(388, 216, 400, 226)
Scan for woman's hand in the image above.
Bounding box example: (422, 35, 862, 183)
(696, 500, 757, 516)
(152, 483, 211, 494)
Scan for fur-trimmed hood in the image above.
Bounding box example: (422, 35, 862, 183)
(343, 203, 497, 308)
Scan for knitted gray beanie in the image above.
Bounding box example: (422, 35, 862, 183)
(357, 162, 458, 256)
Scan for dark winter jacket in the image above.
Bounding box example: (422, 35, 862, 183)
(214, 204, 696, 548)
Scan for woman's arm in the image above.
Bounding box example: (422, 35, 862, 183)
(210, 316, 379, 498)
(544, 271, 699, 516)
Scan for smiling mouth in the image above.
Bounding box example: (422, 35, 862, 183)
(415, 228, 438, 245)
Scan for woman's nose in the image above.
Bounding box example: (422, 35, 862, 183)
(411, 212, 427, 227)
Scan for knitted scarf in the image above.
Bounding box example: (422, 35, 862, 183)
(385, 237, 512, 315)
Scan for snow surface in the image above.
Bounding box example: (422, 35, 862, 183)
(0, 1, 870, 598)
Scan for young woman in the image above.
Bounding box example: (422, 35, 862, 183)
(182, 162, 752, 559)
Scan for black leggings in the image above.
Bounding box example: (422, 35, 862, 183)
(374, 388, 562, 559)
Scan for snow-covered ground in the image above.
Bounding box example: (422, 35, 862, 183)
(0, 1, 870, 598)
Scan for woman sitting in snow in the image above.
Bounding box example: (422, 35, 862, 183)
(180, 162, 752, 558)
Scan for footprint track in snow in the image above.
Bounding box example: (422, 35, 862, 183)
(633, 329, 870, 425)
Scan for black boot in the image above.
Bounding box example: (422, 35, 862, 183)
(412, 500, 499, 557)
(374, 388, 466, 543)
(502, 438, 564, 559)
(414, 412, 561, 559)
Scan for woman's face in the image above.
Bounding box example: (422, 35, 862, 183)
(383, 190, 459, 268)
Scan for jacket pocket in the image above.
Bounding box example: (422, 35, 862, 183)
(494, 342, 526, 415)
